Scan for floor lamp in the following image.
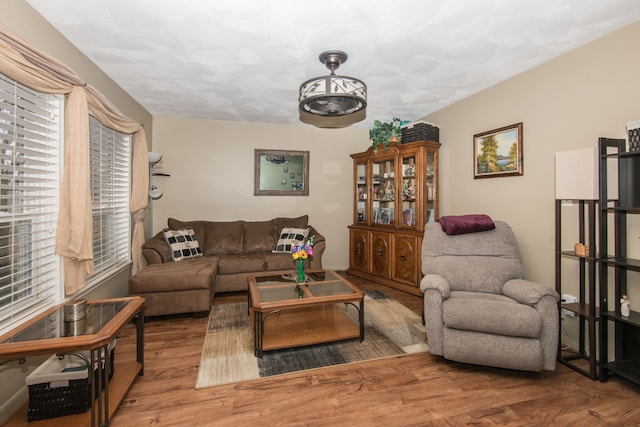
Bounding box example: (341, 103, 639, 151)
(148, 152, 163, 233)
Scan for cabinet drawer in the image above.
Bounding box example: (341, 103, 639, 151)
(349, 229, 369, 273)
(392, 234, 419, 286)
(371, 232, 391, 278)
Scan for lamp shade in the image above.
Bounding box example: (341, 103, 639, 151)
(554, 146, 617, 200)
(148, 152, 162, 164)
(149, 185, 163, 199)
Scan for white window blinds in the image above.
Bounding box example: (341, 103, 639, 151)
(87, 116, 131, 285)
(0, 74, 61, 331)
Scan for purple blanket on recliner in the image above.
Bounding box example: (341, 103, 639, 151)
(437, 214, 496, 235)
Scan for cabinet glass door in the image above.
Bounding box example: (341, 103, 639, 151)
(355, 161, 367, 223)
(372, 158, 395, 225)
(425, 150, 436, 223)
(401, 155, 417, 227)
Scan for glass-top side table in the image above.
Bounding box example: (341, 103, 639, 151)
(5, 299, 131, 343)
(0, 296, 145, 427)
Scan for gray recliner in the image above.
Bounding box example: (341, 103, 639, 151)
(420, 220, 559, 372)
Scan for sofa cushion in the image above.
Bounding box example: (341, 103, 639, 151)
(167, 218, 207, 249)
(129, 257, 217, 293)
(217, 254, 266, 275)
(273, 227, 309, 253)
(243, 219, 277, 254)
(163, 227, 203, 261)
(202, 221, 244, 256)
(275, 215, 308, 231)
(443, 292, 542, 338)
(263, 253, 297, 271)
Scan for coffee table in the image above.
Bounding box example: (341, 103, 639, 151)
(247, 270, 364, 357)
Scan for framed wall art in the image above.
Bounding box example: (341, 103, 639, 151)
(254, 149, 309, 196)
(473, 122, 523, 179)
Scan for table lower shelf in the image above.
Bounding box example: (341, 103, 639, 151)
(603, 360, 640, 386)
(6, 359, 141, 427)
(258, 305, 361, 352)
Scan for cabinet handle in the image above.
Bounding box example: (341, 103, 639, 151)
(355, 243, 362, 255)
(400, 252, 406, 262)
(376, 249, 383, 257)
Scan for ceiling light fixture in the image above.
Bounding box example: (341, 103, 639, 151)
(298, 50, 367, 127)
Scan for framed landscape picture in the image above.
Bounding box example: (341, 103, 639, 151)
(473, 122, 523, 179)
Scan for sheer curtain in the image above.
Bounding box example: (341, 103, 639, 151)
(0, 24, 149, 295)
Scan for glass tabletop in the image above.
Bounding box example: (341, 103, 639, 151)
(254, 270, 341, 285)
(254, 271, 356, 303)
(4, 300, 130, 343)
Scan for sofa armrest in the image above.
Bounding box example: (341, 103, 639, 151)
(307, 225, 325, 270)
(503, 279, 560, 371)
(503, 279, 559, 306)
(420, 274, 450, 299)
(420, 274, 449, 356)
(141, 231, 172, 265)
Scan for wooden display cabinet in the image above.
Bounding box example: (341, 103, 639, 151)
(348, 140, 440, 295)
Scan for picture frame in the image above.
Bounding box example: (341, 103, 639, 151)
(377, 207, 393, 224)
(402, 208, 414, 226)
(254, 149, 309, 196)
(473, 122, 523, 179)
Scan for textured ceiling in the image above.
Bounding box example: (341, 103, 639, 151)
(26, 0, 640, 128)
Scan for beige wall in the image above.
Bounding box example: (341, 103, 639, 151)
(151, 117, 369, 270)
(423, 18, 640, 284)
(0, 1, 153, 422)
(421, 21, 640, 349)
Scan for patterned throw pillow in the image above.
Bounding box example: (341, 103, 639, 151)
(272, 227, 309, 253)
(163, 227, 203, 262)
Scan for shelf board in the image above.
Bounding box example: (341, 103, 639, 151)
(602, 310, 640, 327)
(606, 206, 640, 213)
(559, 250, 598, 261)
(559, 350, 599, 380)
(151, 172, 170, 177)
(603, 257, 640, 271)
(561, 302, 600, 319)
(618, 151, 640, 159)
(603, 360, 640, 386)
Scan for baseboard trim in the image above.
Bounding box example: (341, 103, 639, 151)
(0, 384, 27, 425)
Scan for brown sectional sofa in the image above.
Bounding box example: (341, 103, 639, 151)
(129, 215, 325, 317)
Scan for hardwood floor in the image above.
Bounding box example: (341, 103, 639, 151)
(110, 273, 640, 426)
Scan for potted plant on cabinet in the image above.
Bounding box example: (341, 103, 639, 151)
(369, 118, 409, 153)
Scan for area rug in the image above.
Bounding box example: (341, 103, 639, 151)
(195, 290, 428, 389)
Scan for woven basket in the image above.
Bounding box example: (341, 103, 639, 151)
(401, 121, 439, 143)
(27, 379, 91, 421)
(26, 347, 115, 421)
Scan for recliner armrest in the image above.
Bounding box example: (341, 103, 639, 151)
(420, 274, 451, 298)
(503, 279, 560, 306)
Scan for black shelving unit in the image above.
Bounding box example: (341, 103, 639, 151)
(555, 198, 600, 379)
(598, 137, 640, 386)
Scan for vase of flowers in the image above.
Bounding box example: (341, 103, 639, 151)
(292, 236, 314, 286)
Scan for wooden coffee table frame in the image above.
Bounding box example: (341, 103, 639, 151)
(248, 270, 364, 357)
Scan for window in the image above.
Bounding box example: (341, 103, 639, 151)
(0, 74, 61, 331)
(87, 116, 131, 285)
